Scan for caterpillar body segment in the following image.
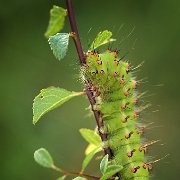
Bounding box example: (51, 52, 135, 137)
(82, 50, 150, 180)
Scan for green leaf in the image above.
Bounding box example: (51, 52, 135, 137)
(81, 147, 101, 171)
(79, 129, 101, 146)
(34, 148, 54, 168)
(57, 175, 66, 180)
(45, 6, 67, 38)
(33, 87, 84, 124)
(85, 143, 102, 155)
(49, 33, 70, 60)
(89, 30, 116, 51)
(100, 165, 123, 180)
(100, 154, 109, 174)
(72, 177, 87, 180)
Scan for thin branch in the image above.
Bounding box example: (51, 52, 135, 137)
(66, 0, 85, 65)
(65, 0, 113, 159)
(85, 87, 113, 158)
(53, 165, 101, 180)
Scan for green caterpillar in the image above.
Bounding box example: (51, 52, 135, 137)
(82, 50, 152, 180)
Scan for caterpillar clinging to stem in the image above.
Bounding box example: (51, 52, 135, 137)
(33, 1, 166, 179)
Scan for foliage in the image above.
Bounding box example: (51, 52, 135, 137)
(48, 33, 70, 60)
(44, 6, 67, 38)
(33, 87, 84, 124)
(34, 148, 54, 168)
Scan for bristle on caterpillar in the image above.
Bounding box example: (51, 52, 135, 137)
(82, 49, 151, 180)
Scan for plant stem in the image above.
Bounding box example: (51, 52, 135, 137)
(53, 165, 101, 180)
(66, 0, 113, 159)
(65, 0, 85, 65)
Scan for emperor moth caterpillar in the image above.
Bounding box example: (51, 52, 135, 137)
(82, 50, 152, 180)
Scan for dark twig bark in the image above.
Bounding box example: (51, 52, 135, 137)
(66, 0, 85, 65)
(66, 0, 113, 158)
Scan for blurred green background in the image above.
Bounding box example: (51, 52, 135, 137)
(1, 0, 179, 179)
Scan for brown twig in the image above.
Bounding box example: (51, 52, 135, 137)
(65, 0, 113, 159)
